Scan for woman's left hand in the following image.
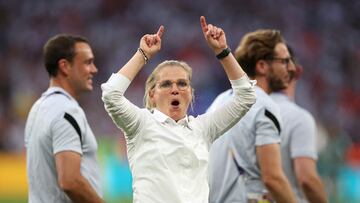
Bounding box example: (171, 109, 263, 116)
(200, 16, 227, 55)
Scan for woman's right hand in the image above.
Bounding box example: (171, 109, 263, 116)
(139, 25, 164, 60)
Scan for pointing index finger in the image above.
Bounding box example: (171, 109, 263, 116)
(200, 16, 208, 33)
(157, 25, 164, 38)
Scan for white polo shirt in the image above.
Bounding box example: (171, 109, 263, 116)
(208, 86, 282, 202)
(101, 73, 256, 203)
(25, 87, 102, 203)
(271, 92, 318, 203)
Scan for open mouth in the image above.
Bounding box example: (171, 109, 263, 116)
(171, 100, 180, 107)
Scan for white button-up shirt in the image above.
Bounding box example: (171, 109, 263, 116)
(101, 73, 256, 203)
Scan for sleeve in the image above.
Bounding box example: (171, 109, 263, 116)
(101, 73, 145, 139)
(198, 75, 256, 143)
(254, 108, 281, 146)
(290, 110, 318, 159)
(51, 111, 83, 155)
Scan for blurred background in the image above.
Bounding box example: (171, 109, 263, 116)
(0, 0, 359, 202)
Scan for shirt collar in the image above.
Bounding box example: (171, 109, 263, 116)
(152, 109, 190, 127)
(271, 92, 292, 102)
(255, 85, 268, 97)
(43, 87, 76, 102)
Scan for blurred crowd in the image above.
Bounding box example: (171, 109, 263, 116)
(0, 0, 359, 201)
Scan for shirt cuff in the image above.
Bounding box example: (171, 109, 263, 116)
(102, 73, 131, 93)
(230, 74, 257, 88)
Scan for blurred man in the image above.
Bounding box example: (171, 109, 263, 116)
(208, 29, 296, 203)
(25, 34, 104, 203)
(271, 46, 328, 203)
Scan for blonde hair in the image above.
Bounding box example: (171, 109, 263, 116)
(144, 60, 194, 110)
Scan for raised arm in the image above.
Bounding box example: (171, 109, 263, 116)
(101, 27, 164, 136)
(118, 25, 164, 81)
(198, 17, 256, 143)
(200, 16, 245, 80)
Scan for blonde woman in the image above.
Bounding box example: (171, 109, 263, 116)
(101, 16, 256, 203)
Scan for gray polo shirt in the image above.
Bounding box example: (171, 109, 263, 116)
(208, 86, 282, 202)
(271, 92, 317, 203)
(24, 87, 102, 203)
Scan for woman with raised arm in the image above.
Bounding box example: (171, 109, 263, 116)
(101, 16, 256, 203)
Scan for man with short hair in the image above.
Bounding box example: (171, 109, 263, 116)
(208, 29, 296, 203)
(271, 47, 328, 203)
(25, 34, 104, 203)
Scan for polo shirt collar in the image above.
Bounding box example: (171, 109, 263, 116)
(44, 87, 76, 102)
(271, 92, 291, 102)
(255, 85, 268, 97)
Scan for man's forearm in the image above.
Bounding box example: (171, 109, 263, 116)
(263, 174, 297, 203)
(301, 176, 327, 203)
(62, 176, 104, 203)
(294, 157, 328, 203)
(257, 144, 297, 203)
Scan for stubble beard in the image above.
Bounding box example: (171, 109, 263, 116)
(268, 73, 287, 92)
